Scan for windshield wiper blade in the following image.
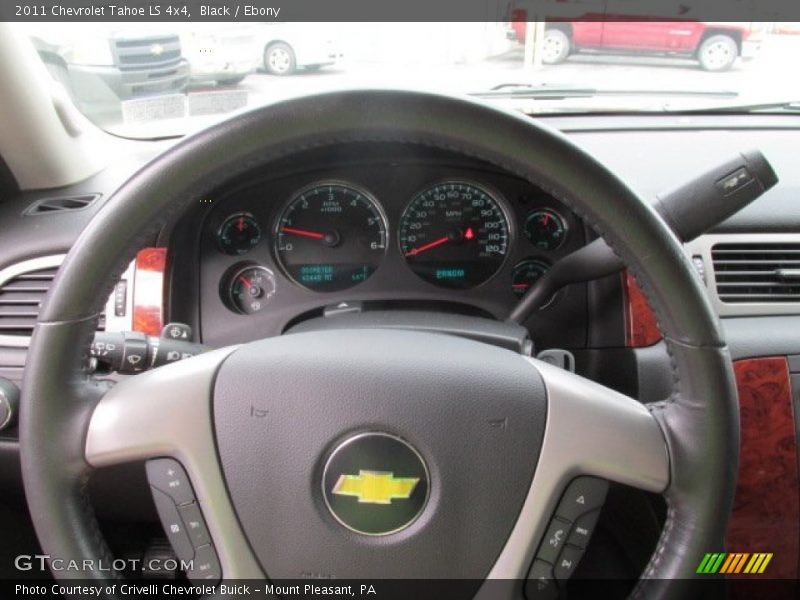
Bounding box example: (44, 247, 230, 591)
(473, 83, 597, 99)
(678, 100, 800, 114)
(471, 83, 738, 101)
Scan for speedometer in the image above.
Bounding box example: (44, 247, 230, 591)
(399, 181, 511, 289)
(275, 182, 388, 292)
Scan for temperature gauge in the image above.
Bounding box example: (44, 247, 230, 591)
(218, 213, 262, 255)
(223, 265, 276, 314)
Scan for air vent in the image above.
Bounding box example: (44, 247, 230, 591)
(24, 194, 100, 216)
(0, 266, 105, 337)
(712, 242, 800, 303)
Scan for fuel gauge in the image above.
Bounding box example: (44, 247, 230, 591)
(223, 265, 276, 314)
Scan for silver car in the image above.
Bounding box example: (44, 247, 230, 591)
(256, 23, 344, 76)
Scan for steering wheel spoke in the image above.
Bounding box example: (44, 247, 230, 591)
(485, 359, 669, 584)
(85, 347, 263, 579)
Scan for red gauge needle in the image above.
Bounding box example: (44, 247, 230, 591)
(237, 216, 245, 232)
(281, 226, 325, 240)
(239, 276, 253, 290)
(541, 213, 550, 226)
(512, 284, 530, 289)
(405, 236, 450, 257)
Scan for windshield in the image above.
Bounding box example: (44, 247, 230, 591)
(17, 19, 800, 139)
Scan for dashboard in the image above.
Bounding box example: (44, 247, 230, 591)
(2, 113, 800, 579)
(180, 144, 589, 348)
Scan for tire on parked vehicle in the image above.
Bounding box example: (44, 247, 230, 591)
(697, 34, 738, 71)
(264, 42, 297, 76)
(541, 28, 571, 65)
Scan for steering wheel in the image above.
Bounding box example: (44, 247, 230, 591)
(20, 90, 738, 598)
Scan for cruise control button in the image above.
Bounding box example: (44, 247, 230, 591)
(180, 502, 211, 547)
(554, 544, 585, 581)
(146, 458, 195, 506)
(567, 509, 600, 549)
(536, 517, 571, 564)
(555, 477, 608, 522)
(524, 559, 558, 600)
(150, 487, 194, 562)
(186, 544, 221, 583)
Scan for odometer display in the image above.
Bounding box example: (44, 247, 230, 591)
(275, 182, 388, 292)
(399, 182, 510, 289)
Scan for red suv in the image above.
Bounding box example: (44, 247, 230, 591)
(509, 18, 761, 71)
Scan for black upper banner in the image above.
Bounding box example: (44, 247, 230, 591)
(3, 0, 800, 23)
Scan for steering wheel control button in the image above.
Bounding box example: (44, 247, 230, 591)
(179, 502, 211, 547)
(150, 487, 194, 563)
(555, 476, 609, 522)
(554, 544, 585, 581)
(567, 509, 601, 549)
(322, 432, 429, 536)
(524, 560, 558, 600)
(146, 458, 196, 506)
(536, 517, 571, 563)
(186, 544, 221, 583)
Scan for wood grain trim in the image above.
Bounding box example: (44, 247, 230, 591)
(622, 276, 800, 576)
(728, 357, 800, 579)
(132, 247, 167, 337)
(622, 271, 662, 348)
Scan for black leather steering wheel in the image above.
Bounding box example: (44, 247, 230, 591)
(20, 90, 738, 598)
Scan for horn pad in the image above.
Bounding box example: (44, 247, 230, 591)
(213, 329, 546, 580)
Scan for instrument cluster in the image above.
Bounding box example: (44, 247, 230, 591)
(209, 178, 578, 316)
(191, 155, 586, 346)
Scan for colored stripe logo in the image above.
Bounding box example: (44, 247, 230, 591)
(697, 553, 773, 574)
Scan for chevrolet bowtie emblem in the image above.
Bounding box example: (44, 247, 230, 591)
(332, 470, 419, 504)
(149, 43, 164, 56)
(323, 433, 429, 535)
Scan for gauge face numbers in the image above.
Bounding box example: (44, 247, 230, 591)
(399, 182, 511, 289)
(275, 183, 388, 292)
(224, 265, 276, 314)
(524, 209, 568, 251)
(512, 259, 552, 303)
(218, 213, 262, 255)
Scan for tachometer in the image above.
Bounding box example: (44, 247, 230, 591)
(275, 182, 388, 292)
(398, 181, 511, 289)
